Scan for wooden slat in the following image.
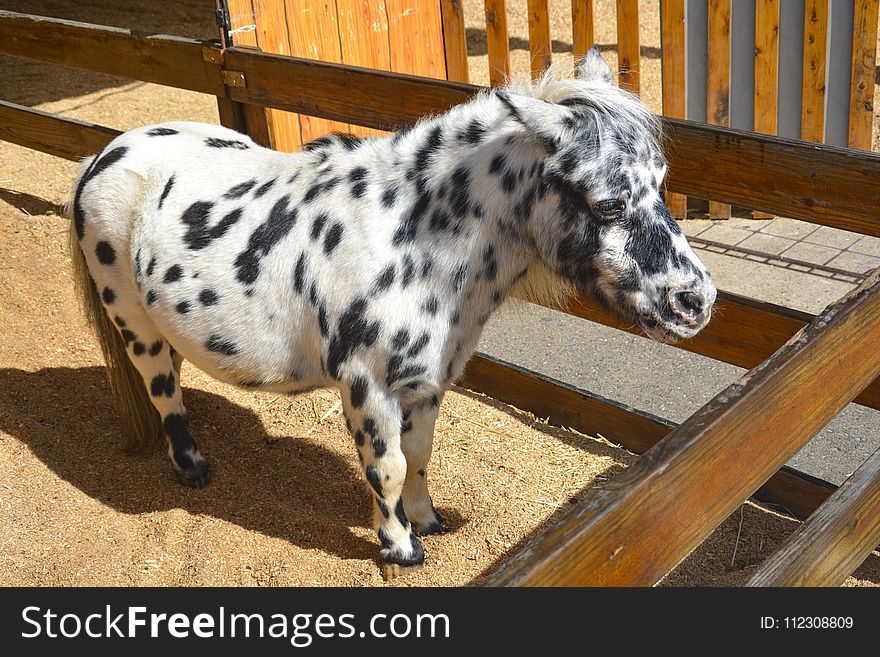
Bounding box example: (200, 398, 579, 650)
(615, 0, 640, 93)
(801, 0, 829, 143)
(461, 352, 838, 522)
(220, 49, 880, 235)
(440, 0, 469, 83)
(484, 0, 511, 85)
(0, 101, 119, 161)
(660, 0, 688, 219)
(527, 0, 552, 77)
(284, 0, 350, 141)
(571, 0, 595, 63)
(386, 1, 447, 80)
(336, 0, 391, 137)
(848, 0, 880, 150)
(486, 269, 880, 586)
(753, 0, 780, 219)
(0, 10, 225, 95)
(748, 446, 880, 586)
(224, 0, 273, 148)
(707, 0, 731, 219)
(252, 0, 302, 151)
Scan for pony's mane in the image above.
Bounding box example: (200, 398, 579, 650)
(503, 63, 663, 150)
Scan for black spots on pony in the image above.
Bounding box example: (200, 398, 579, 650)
(95, 241, 116, 265)
(206, 334, 239, 356)
(349, 376, 369, 409)
(182, 202, 244, 251)
(163, 264, 183, 284)
(146, 289, 158, 306)
(234, 195, 298, 286)
(74, 146, 128, 240)
(391, 328, 410, 351)
(349, 166, 368, 199)
(175, 301, 191, 314)
(198, 289, 219, 306)
(386, 353, 427, 388)
(253, 179, 277, 199)
(159, 176, 175, 210)
(327, 298, 381, 380)
(365, 465, 383, 497)
(373, 263, 396, 293)
(482, 244, 498, 281)
(120, 329, 137, 345)
(391, 190, 431, 246)
(501, 170, 517, 193)
(150, 370, 176, 398)
(422, 296, 439, 316)
(204, 137, 249, 150)
(401, 255, 416, 288)
(101, 287, 116, 304)
(133, 342, 146, 356)
(381, 185, 397, 208)
(452, 263, 469, 292)
(449, 166, 471, 219)
(625, 208, 673, 276)
(149, 339, 164, 356)
(323, 222, 344, 255)
(224, 179, 257, 199)
(310, 213, 328, 241)
(406, 332, 430, 359)
(459, 119, 487, 145)
(146, 127, 179, 137)
(293, 252, 308, 294)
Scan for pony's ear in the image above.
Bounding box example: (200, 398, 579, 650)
(496, 91, 571, 154)
(576, 46, 613, 84)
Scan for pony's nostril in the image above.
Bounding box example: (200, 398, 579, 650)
(675, 290, 703, 315)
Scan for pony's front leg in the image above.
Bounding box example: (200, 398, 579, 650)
(341, 377, 424, 577)
(401, 394, 446, 535)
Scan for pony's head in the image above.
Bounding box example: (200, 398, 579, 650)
(500, 47, 715, 342)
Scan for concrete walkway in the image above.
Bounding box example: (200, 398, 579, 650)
(477, 216, 880, 486)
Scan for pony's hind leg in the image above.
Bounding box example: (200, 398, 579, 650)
(401, 395, 446, 535)
(111, 308, 209, 487)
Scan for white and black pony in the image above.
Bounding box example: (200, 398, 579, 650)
(69, 48, 716, 576)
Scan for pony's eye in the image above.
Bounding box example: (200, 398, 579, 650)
(594, 199, 626, 220)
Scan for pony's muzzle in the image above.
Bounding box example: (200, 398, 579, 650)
(669, 286, 714, 327)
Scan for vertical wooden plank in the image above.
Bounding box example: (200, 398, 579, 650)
(616, 0, 640, 93)
(753, 0, 780, 218)
(484, 0, 510, 85)
(386, 1, 447, 79)
(440, 0, 469, 83)
(252, 0, 302, 151)
(224, 0, 273, 147)
(336, 0, 391, 136)
(571, 0, 594, 63)
(527, 0, 552, 77)
(848, 0, 880, 150)
(284, 0, 350, 142)
(801, 0, 828, 143)
(707, 0, 731, 219)
(660, 0, 687, 219)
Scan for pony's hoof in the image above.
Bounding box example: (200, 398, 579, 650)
(382, 561, 424, 581)
(177, 461, 210, 488)
(414, 510, 447, 536)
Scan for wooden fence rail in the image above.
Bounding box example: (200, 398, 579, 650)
(487, 268, 880, 586)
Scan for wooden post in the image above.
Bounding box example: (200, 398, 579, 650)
(527, 0, 552, 77)
(571, 0, 594, 64)
(440, 0, 469, 83)
(753, 0, 780, 218)
(707, 0, 731, 219)
(848, 0, 880, 150)
(800, 0, 829, 143)
(616, 0, 640, 93)
(484, 0, 511, 85)
(660, 0, 688, 219)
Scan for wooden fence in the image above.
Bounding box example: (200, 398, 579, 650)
(2, 8, 880, 585)
(440, 0, 880, 218)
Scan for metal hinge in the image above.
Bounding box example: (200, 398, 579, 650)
(222, 69, 246, 88)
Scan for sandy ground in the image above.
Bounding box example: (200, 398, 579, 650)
(0, 0, 878, 586)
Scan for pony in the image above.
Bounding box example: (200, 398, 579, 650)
(68, 48, 716, 576)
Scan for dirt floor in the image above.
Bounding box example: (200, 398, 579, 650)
(1, 0, 878, 586)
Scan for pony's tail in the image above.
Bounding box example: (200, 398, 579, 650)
(66, 156, 163, 452)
